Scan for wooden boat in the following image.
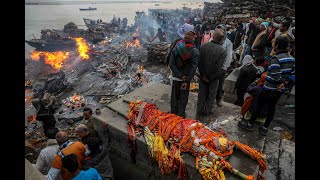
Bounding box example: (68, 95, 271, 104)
(25, 38, 76, 52)
(79, 7, 97, 11)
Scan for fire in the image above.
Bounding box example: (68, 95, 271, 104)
(63, 93, 85, 109)
(125, 38, 142, 48)
(138, 65, 144, 74)
(30, 50, 70, 70)
(72, 37, 90, 60)
(27, 115, 37, 123)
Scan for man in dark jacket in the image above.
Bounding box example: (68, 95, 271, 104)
(243, 18, 262, 57)
(238, 36, 295, 136)
(169, 31, 199, 118)
(84, 137, 114, 180)
(196, 29, 227, 117)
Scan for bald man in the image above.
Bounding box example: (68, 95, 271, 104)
(196, 29, 227, 118)
(47, 131, 86, 180)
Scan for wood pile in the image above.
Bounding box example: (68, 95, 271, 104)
(146, 42, 170, 63)
(203, 0, 295, 20)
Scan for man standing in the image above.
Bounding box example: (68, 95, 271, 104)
(196, 29, 226, 117)
(149, 28, 167, 42)
(169, 31, 199, 118)
(238, 36, 295, 136)
(47, 131, 86, 180)
(214, 24, 233, 107)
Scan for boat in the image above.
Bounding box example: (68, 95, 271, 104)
(83, 18, 107, 30)
(79, 7, 97, 11)
(25, 38, 77, 52)
(155, 4, 160, 6)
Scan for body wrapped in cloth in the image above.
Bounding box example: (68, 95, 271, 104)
(126, 100, 267, 180)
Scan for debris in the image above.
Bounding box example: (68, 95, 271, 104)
(147, 42, 170, 63)
(273, 126, 284, 131)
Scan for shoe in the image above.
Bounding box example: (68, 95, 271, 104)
(216, 100, 222, 107)
(238, 120, 255, 131)
(259, 126, 268, 136)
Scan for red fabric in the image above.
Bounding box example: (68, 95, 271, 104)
(241, 96, 254, 116)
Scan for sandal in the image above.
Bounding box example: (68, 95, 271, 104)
(238, 120, 255, 131)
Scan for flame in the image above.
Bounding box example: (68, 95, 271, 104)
(72, 37, 90, 60)
(65, 93, 85, 109)
(25, 89, 33, 103)
(30, 50, 70, 70)
(125, 38, 142, 48)
(138, 65, 144, 74)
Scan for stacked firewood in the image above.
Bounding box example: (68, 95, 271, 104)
(146, 42, 171, 63)
(204, 0, 295, 20)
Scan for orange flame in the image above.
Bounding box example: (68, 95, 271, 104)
(27, 115, 37, 122)
(72, 37, 90, 60)
(138, 65, 144, 74)
(125, 39, 142, 48)
(30, 50, 70, 70)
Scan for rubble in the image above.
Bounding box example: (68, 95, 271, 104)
(204, 0, 295, 20)
(146, 42, 170, 63)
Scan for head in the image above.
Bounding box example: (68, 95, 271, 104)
(260, 22, 269, 31)
(242, 55, 254, 66)
(83, 107, 93, 120)
(62, 154, 78, 174)
(255, 18, 263, 25)
(56, 131, 69, 146)
(86, 137, 101, 154)
(46, 127, 59, 139)
(158, 28, 162, 32)
(279, 22, 290, 33)
(184, 31, 196, 44)
(177, 23, 194, 39)
(75, 124, 90, 138)
(274, 35, 289, 53)
(211, 28, 225, 44)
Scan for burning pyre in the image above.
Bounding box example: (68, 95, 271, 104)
(30, 37, 90, 70)
(30, 51, 70, 70)
(63, 93, 85, 110)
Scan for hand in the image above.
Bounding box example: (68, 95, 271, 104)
(276, 83, 286, 91)
(180, 82, 188, 90)
(101, 122, 108, 129)
(181, 76, 188, 81)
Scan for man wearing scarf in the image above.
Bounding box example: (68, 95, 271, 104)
(169, 31, 199, 118)
(196, 29, 226, 118)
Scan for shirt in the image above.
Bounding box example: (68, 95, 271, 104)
(35, 139, 59, 176)
(49, 141, 86, 180)
(73, 168, 102, 180)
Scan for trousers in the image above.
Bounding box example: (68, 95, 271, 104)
(170, 80, 190, 118)
(197, 80, 219, 115)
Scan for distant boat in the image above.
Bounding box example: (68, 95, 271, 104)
(155, 4, 160, 6)
(79, 7, 97, 11)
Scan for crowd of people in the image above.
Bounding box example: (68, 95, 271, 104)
(34, 107, 113, 180)
(167, 15, 295, 136)
(30, 10, 295, 180)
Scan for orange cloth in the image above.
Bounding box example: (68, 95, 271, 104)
(52, 142, 86, 180)
(257, 72, 267, 86)
(241, 96, 254, 116)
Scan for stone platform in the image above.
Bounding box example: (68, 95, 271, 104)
(223, 69, 295, 105)
(93, 82, 271, 179)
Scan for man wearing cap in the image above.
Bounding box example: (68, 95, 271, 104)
(165, 23, 194, 65)
(197, 29, 227, 118)
(169, 31, 199, 118)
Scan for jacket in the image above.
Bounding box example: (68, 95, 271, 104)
(84, 145, 114, 179)
(264, 51, 295, 92)
(252, 33, 268, 58)
(35, 139, 60, 177)
(169, 42, 199, 82)
(245, 24, 260, 46)
(198, 40, 226, 82)
(235, 64, 257, 93)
